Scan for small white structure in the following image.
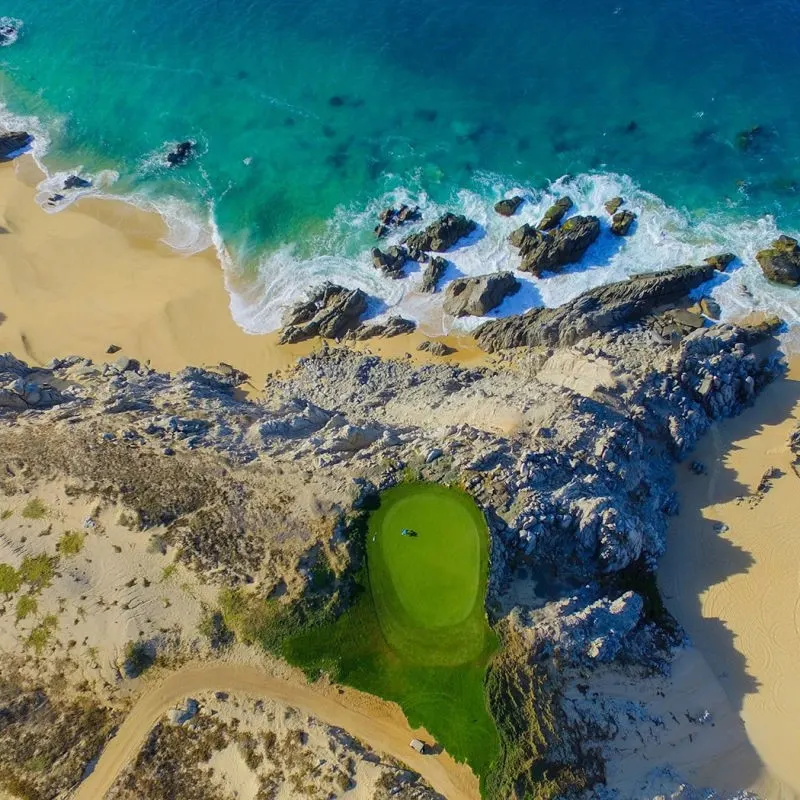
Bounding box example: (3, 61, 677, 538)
(409, 738, 426, 754)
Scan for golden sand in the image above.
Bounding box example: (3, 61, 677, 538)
(660, 360, 800, 799)
(0, 157, 485, 389)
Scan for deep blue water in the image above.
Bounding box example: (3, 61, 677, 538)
(2, 0, 800, 332)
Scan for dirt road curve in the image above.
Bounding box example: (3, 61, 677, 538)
(72, 662, 479, 800)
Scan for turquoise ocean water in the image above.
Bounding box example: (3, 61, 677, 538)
(3, 1, 800, 335)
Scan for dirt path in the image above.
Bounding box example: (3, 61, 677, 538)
(72, 662, 479, 800)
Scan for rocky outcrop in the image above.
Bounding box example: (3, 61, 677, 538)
(610, 210, 636, 236)
(650, 308, 705, 340)
(355, 316, 416, 340)
(494, 196, 524, 217)
(403, 213, 476, 254)
(420, 256, 447, 293)
(509, 215, 601, 275)
(475, 264, 715, 351)
(374, 204, 421, 238)
(370, 245, 408, 278)
(64, 175, 92, 190)
(279, 283, 367, 343)
(417, 340, 455, 356)
(756, 235, 800, 286)
(537, 197, 573, 231)
(603, 197, 623, 215)
(704, 253, 735, 271)
(0, 131, 32, 161)
(443, 272, 520, 317)
(166, 141, 194, 167)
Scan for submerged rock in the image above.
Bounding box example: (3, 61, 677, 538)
(166, 141, 194, 167)
(604, 196, 624, 215)
(610, 209, 636, 236)
(371, 245, 408, 279)
(537, 196, 573, 231)
(756, 235, 800, 286)
(0, 131, 32, 161)
(420, 256, 447, 293)
(510, 215, 600, 275)
(63, 175, 92, 190)
(374, 204, 421, 238)
(494, 196, 524, 217)
(475, 263, 715, 351)
(280, 282, 367, 343)
(443, 272, 519, 317)
(403, 212, 476, 254)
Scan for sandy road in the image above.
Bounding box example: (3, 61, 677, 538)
(72, 662, 479, 800)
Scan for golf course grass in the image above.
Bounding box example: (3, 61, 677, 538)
(281, 482, 500, 781)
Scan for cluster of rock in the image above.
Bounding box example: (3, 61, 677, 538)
(374, 204, 421, 238)
(0, 131, 32, 161)
(166, 140, 194, 167)
(475, 263, 717, 351)
(756, 234, 800, 286)
(443, 271, 519, 317)
(279, 283, 367, 343)
(509, 211, 600, 275)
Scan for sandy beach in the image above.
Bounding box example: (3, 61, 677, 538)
(660, 359, 800, 798)
(0, 158, 484, 390)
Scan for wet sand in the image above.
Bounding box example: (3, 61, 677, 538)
(660, 360, 800, 798)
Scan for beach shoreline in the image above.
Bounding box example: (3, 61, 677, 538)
(0, 157, 487, 390)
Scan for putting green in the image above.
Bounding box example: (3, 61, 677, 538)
(367, 482, 492, 666)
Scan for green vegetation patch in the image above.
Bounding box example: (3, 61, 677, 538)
(15, 595, 37, 622)
(20, 499, 47, 520)
(27, 615, 58, 655)
(0, 564, 20, 596)
(281, 483, 500, 783)
(56, 531, 86, 556)
(17, 555, 56, 592)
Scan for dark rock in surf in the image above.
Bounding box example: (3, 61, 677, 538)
(166, 141, 194, 167)
(604, 197, 624, 215)
(0, 131, 32, 161)
(371, 246, 408, 279)
(610, 210, 636, 236)
(280, 283, 367, 343)
(475, 264, 715, 351)
(403, 213, 476, 255)
(537, 197, 572, 231)
(443, 272, 519, 317)
(494, 196, 524, 217)
(510, 215, 600, 275)
(704, 253, 736, 271)
(64, 175, 92, 190)
(420, 256, 447, 294)
(374, 204, 421, 238)
(756, 235, 800, 286)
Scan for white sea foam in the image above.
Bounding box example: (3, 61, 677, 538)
(0, 18, 23, 47)
(227, 170, 798, 341)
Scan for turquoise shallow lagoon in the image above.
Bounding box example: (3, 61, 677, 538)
(3, 1, 800, 333)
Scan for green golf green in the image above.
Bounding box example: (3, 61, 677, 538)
(367, 482, 491, 665)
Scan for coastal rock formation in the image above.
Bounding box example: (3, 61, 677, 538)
(355, 315, 416, 339)
(0, 131, 32, 161)
(420, 256, 447, 293)
(443, 271, 520, 317)
(610, 209, 636, 236)
(279, 282, 367, 343)
(494, 196, 524, 216)
(509, 215, 601, 275)
(475, 264, 715, 351)
(537, 196, 573, 230)
(650, 308, 705, 340)
(604, 196, 623, 215)
(64, 175, 92, 190)
(370, 245, 408, 278)
(704, 252, 735, 271)
(166, 140, 194, 167)
(756, 235, 800, 286)
(417, 340, 455, 356)
(374, 204, 421, 238)
(403, 212, 476, 254)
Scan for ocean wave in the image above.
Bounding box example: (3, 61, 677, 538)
(226, 170, 795, 338)
(0, 18, 22, 47)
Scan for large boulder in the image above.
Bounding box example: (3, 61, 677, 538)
(280, 283, 367, 343)
(756, 235, 800, 286)
(166, 140, 194, 167)
(443, 272, 520, 317)
(703, 253, 736, 271)
(510, 215, 600, 275)
(371, 245, 408, 278)
(420, 256, 447, 293)
(537, 197, 573, 231)
(355, 316, 416, 340)
(0, 131, 32, 161)
(494, 196, 524, 217)
(475, 264, 715, 351)
(610, 210, 636, 236)
(604, 196, 624, 215)
(403, 212, 476, 254)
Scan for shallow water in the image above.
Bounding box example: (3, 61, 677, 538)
(3, 0, 800, 331)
